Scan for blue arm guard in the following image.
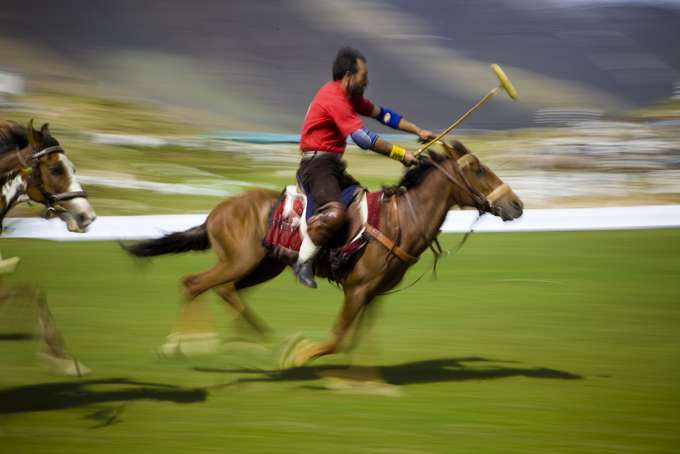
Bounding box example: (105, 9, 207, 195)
(350, 128, 379, 150)
(378, 106, 403, 129)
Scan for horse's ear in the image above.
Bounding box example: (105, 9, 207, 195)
(449, 139, 470, 155)
(26, 118, 40, 148)
(438, 140, 456, 158)
(40, 123, 50, 137)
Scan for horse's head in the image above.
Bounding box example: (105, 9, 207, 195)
(440, 140, 523, 221)
(23, 120, 96, 232)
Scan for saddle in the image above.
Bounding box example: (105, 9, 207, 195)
(263, 185, 382, 280)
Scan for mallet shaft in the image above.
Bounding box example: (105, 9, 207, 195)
(418, 86, 500, 154)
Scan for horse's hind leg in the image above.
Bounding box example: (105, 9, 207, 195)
(183, 227, 281, 301)
(215, 283, 272, 341)
(170, 242, 284, 353)
(163, 189, 280, 355)
(183, 261, 248, 301)
(214, 257, 287, 340)
(163, 258, 264, 356)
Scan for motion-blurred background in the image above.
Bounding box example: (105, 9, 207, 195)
(1, 3, 679, 453)
(1, 0, 679, 213)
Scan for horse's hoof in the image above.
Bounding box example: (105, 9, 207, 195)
(290, 340, 318, 368)
(156, 342, 183, 359)
(279, 333, 307, 369)
(157, 332, 219, 358)
(281, 337, 317, 369)
(37, 352, 92, 377)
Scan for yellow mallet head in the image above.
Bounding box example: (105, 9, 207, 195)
(491, 64, 518, 100)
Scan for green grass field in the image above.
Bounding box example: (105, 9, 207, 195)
(1, 229, 679, 453)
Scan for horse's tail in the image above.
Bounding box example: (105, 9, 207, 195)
(122, 223, 210, 257)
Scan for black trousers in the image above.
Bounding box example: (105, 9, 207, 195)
(296, 154, 360, 208)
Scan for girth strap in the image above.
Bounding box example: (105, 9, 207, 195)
(363, 223, 418, 265)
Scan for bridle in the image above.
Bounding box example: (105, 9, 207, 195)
(423, 151, 513, 243)
(423, 153, 497, 215)
(20, 144, 88, 214)
(399, 151, 512, 250)
(376, 151, 513, 295)
(455, 153, 511, 208)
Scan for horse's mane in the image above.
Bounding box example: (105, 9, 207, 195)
(382, 150, 450, 194)
(0, 121, 27, 154)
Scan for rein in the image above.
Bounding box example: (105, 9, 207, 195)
(377, 153, 500, 295)
(425, 155, 491, 214)
(404, 153, 495, 256)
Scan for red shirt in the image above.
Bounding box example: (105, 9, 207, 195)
(299, 80, 375, 154)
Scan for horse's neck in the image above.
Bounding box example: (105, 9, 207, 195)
(400, 167, 456, 255)
(0, 172, 26, 224)
(0, 148, 20, 172)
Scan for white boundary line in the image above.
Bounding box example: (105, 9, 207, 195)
(2, 205, 680, 241)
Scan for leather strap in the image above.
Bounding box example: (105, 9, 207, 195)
(486, 183, 510, 203)
(32, 145, 63, 160)
(300, 150, 340, 161)
(457, 154, 476, 170)
(364, 223, 418, 265)
(403, 191, 446, 274)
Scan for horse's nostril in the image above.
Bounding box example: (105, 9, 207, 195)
(512, 200, 521, 210)
(77, 212, 95, 227)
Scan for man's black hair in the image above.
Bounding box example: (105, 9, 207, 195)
(332, 47, 366, 81)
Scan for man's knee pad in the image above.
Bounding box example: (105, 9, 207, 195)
(307, 201, 346, 245)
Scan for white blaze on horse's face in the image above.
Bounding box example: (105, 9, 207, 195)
(55, 153, 96, 232)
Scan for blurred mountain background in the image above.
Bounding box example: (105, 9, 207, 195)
(1, 0, 679, 213)
(1, 0, 679, 131)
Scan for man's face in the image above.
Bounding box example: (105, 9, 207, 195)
(347, 58, 369, 97)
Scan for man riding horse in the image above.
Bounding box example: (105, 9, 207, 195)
(294, 46, 436, 288)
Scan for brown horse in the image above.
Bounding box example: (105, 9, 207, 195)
(125, 140, 523, 367)
(0, 119, 96, 232)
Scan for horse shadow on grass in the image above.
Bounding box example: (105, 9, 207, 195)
(195, 356, 583, 388)
(0, 378, 207, 419)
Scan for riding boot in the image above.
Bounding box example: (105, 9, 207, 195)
(294, 235, 319, 288)
(293, 201, 345, 289)
(293, 260, 317, 289)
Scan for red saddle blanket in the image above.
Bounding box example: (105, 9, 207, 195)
(263, 188, 383, 278)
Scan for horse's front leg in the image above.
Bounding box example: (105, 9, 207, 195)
(285, 285, 373, 368)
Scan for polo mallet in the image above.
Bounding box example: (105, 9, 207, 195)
(417, 64, 518, 154)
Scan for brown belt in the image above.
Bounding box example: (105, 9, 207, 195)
(300, 151, 342, 161)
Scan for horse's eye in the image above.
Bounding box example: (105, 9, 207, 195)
(49, 166, 65, 177)
(475, 167, 486, 177)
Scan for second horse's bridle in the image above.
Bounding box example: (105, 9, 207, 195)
(21, 145, 88, 213)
